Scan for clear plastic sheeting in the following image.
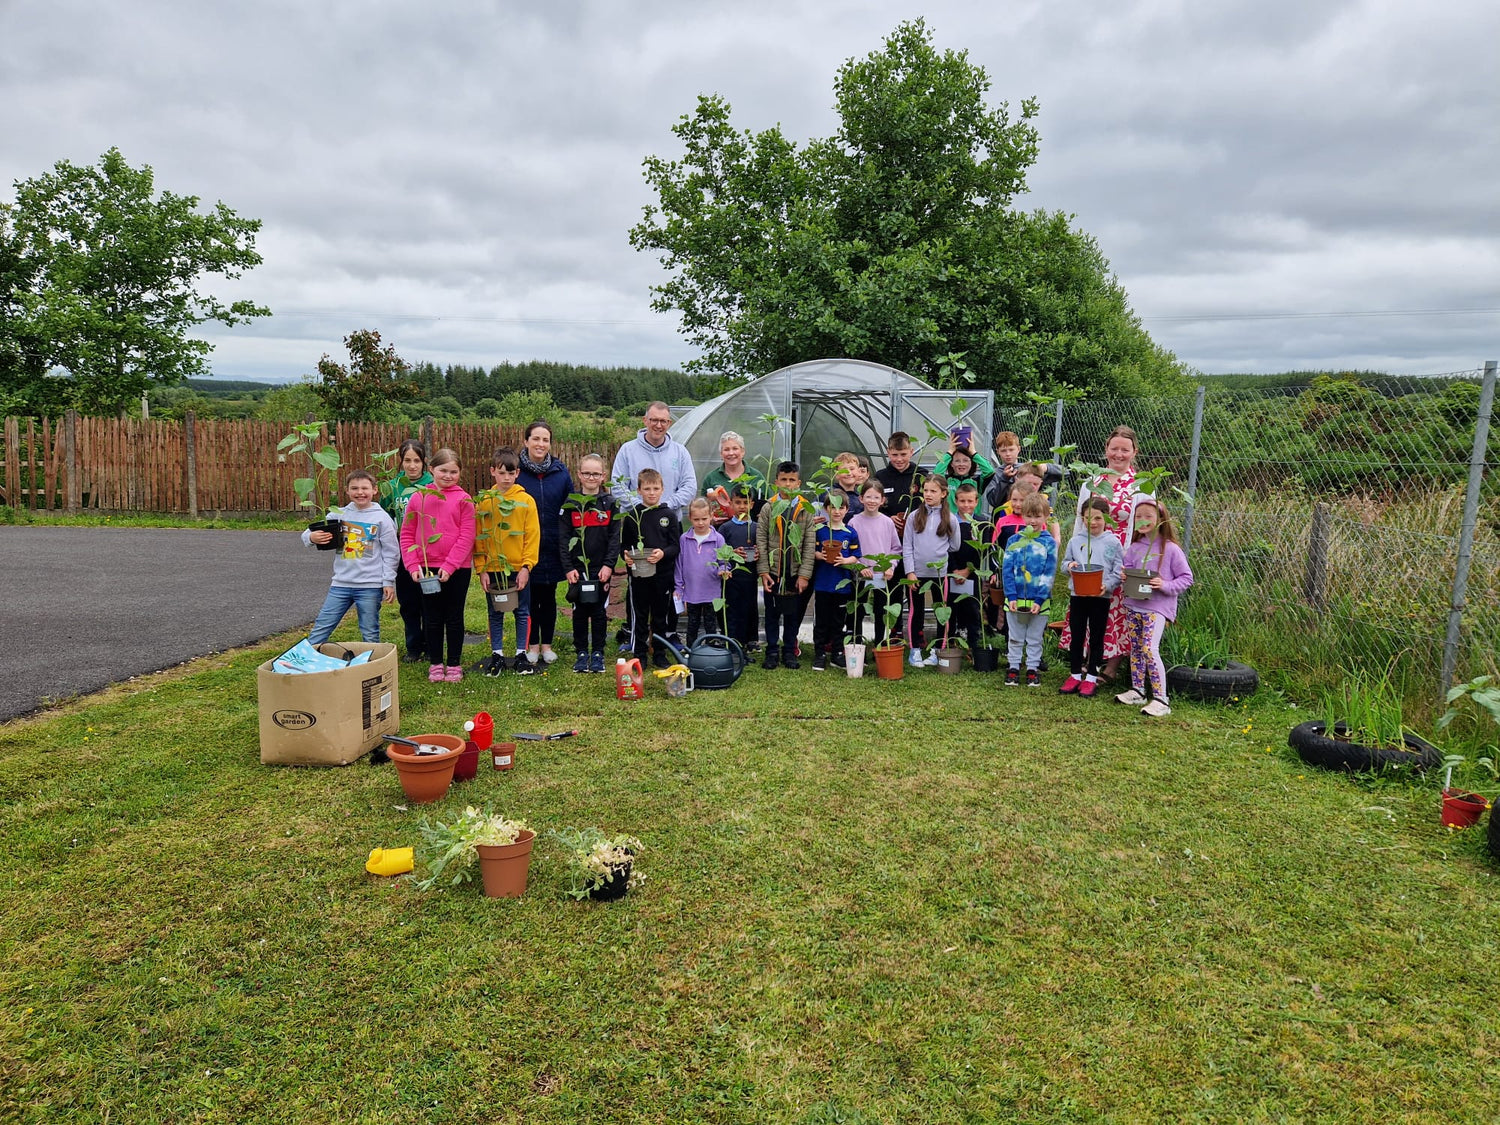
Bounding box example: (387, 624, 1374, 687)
(671, 358, 991, 482)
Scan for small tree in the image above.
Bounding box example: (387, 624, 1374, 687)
(311, 329, 419, 422)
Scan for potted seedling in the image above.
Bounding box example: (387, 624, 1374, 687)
(276, 420, 344, 550)
(415, 804, 535, 897)
(551, 827, 646, 901)
(565, 491, 610, 608)
(1437, 675, 1500, 835)
(402, 483, 447, 594)
(473, 485, 524, 613)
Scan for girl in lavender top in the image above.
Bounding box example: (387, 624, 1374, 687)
(849, 479, 901, 648)
(1115, 497, 1194, 717)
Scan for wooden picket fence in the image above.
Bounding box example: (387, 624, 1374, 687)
(0, 414, 623, 515)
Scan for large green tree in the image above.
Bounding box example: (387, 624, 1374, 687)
(1, 147, 269, 416)
(630, 20, 1185, 397)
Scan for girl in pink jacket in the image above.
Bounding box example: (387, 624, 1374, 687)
(399, 448, 476, 682)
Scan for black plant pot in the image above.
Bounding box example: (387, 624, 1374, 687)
(1166, 661, 1260, 702)
(971, 647, 1001, 673)
(1488, 801, 1500, 864)
(309, 518, 344, 551)
(1287, 720, 1441, 773)
(588, 861, 632, 902)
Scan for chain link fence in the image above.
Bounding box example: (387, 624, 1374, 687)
(995, 365, 1498, 720)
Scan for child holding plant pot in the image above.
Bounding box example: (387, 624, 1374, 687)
(622, 468, 682, 668)
(756, 461, 818, 670)
(381, 439, 433, 662)
(902, 474, 963, 667)
(943, 482, 984, 655)
(810, 491, 861, 670)
(674, 497, 732, 646)
(561, 454, 620, 674)
(1115, 497, 1194, 717)
(399, 448, 476, 683)
(849, 479, 901, 648)
(303, 469, 399, 646)
(1059, 495, 1125, 697)
(1001, 492, 1057, 687)
(473, 447, 540, 677)
(718, 484, 760, 652)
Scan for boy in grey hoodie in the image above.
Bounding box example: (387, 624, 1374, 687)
(304, 470, 400, 644)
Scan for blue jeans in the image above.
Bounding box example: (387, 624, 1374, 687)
(310, 585, 382, 645)
(486, 584, 532, 653)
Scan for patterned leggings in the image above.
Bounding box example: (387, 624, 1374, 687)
(1123, 609, 1168, 701)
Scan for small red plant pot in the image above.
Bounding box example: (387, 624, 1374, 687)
(1440, 789, 1488, 829)
(491, 741, 517, 771)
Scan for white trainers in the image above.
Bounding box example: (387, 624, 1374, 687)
(1141, 699, 1173, 717)
(539, 647, 558, 665)
(910, 649, 925, 668)
(1115, 689, 1146, 706)
(924, 648, 940, 666)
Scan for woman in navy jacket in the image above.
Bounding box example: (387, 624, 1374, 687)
(517, 419, 575, 664)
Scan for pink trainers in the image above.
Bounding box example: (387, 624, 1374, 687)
(428, 664, 445, 682)
(444, 665, 463, 683)
(1078, 679, 1099, 698)
(1059, 675, 1082, 694)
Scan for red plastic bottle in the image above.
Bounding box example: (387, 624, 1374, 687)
(615, 656, 644, 700)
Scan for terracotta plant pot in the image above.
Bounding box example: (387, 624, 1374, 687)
(453, 739, 480, 782)
(491, 740, 517, 771)
(822, 541, 842, 563)
(1072, 565, 1104, 597)
(588, 860, 632, 902)
(873, 643, 905, 680)
(935, 646, 963, 674)
(476, 829, 536, 898)
(987, 587, 1005, 607)
(1441, 789, 1488, 829)
(387, 733, 464, 804)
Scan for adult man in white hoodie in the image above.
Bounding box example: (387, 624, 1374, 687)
(611, 401, 697, 643)
(611, 402, 697, 515)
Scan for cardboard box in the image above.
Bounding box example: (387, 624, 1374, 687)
(257, 642, 399, 765)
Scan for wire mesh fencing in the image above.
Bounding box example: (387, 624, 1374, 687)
(994, 368, 1498, 720)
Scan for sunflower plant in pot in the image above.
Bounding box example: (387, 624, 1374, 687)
(1437, 675, 1500, 834)
(473, 485, 524, 613)
(276, 420, 345, 550)
(551, 827, 645, 901)
(415, 805, 534, 897)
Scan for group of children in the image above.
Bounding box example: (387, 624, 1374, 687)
(302, 425, 1194, 716)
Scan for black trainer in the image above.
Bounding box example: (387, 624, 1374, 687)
(763, 651, 780, 670)
(811, 653, 827, 671)
(1004, 667, 1020, 687)
(514, 654, 535, 675)
(782, 651, 800, 670)
(1026, 668, 1041, 688)
(483, 653, 507, 677)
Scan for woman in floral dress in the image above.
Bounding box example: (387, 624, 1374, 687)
(1058, 425, 1139, 679)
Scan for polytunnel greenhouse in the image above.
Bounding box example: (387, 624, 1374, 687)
(670, 358, 994, 482)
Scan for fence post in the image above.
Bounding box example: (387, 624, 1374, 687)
(422, 415, 435, 453)
(1304, 501, 1329, 611)
(184, 410, 199, 520)
(1052, 398, 1064, 454)
(1181, 384, 1206, 554)
(1439, 359, 1497, 700)
(65, 409, 79, 513)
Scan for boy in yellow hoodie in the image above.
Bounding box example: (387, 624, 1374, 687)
(472, 447, 541, 675)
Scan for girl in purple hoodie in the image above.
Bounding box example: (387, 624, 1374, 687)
(399, 448, 476, 682)
(1115, 497, 1193, 717)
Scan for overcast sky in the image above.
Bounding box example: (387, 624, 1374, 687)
(3, 0, 1496, 383)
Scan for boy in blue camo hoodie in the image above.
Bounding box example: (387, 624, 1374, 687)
(1001, 492, 1057, 687)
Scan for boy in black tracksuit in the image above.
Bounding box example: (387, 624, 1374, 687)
(875, 431, 922, 641)
(621, 468, 681, 667)
(560, 457, 622, 672)
(717, 483, 760, 651)
(945, 483, 984, 653)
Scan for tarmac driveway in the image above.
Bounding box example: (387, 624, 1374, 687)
(0, 526, 332, 722)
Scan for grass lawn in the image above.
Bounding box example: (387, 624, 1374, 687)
(2, 612, 1497, 1124)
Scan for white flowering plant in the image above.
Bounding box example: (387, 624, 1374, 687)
(415, 805, 530, 890)
(550, 827, 646, 899)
